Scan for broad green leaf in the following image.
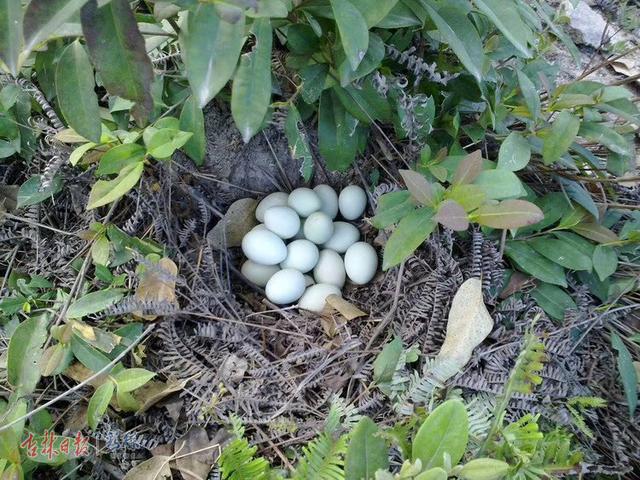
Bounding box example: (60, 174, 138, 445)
(412, 399, 469, 469)
(113, 368, 156, 393)
(0, 398, 26, 464)
(505, 241, 567, 287)
(459, 458, 510, 480)
(180, 3, 245, 107)
(376, 1, 422, 28)
(559, 178, 599, 220)
(453, 150, 483, 185)
(179, 95, 206, 166)
(474, 0, 532, 57)
(0, 0, 22, 75)
(373, 337, 402, 384)
(96, 143, 146, 176)
(284, 104, 313, 181)
(16, 175, 62, 208)
(81, 0, 154, 123)
(71, 335, 112, 372)
(423, 3, 485, 82)
(145, 127, 193, 159)
(529, 237, 592, 271)
(232, 18, 272, 143)
(8, 315, 48, 395)
(337, 32, 384, 86)
(542, 111, 580, 164)
(345, 416, 389, 480)
(334, 82, 392, 124)
(530, 283, 576, 321)
(571, 222, 618, 244)
(88, 381, 114, 430)
(351, 0, 399, 27)
(593, 245, 617, 281)
(23, 0, 90, 54)
(445, 184, 486, 212)
(520, 192, 569, 233)
(399, 170, 434, 206)
(473, 199, 543, 229)
(474, 170, 527, 200)
(286, 24, 319, 55)
(299, 63, 328, 104)
(517, 70, 541, 120)
(87, 161, 144, 209)
(434, 199, 469, 231)
(578, 122, 632, 156)
(67, 289, 125, 318)
(553, 232, 595, 260)
(383, 207, 435, 270)
(498, 132, 530, 171)
(415, 468, 448, 480)
(330, 0, 369, 71)
(247, 0, 289, 18)
(611, 332, 638, 417)
(70, 142, 97, 166)
(318, 90, 359, 171)
(91, 235, 110, 265)
(371, 192, 416, 229)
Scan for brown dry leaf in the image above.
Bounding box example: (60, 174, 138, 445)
(611, 60, 640, 86)
(123, 455, 172, 480)
(0, 185, 18, 213)
(207, 197, 258, 249)
(64, 362, 109, 388)
(174, 428, 219, 480)
(64, 404, 88, 433)
(70, 319, 122, 353)
(325, 294, 367, 320)
(135, 377, 189, 414)
(134, 257, 179, 320)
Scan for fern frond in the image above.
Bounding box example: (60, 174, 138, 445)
(219, 437, 270, 480)
(294, 432, 347, 480)
(324, 396, 360, 436)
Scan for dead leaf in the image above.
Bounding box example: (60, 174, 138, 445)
(174, 428, 219, 480)
(70, 319, 122, 353)
(135, 378, 188, 414)
(123, 455, 172, 480)
(219, 354, 248, 383)
(207, 197, 258, 249)
(64, 362, 109, 388)
(499, 271, 534, 299)
(0, 185, 18, 212)
(611, 59, 640, 86)
(53, 128, 90, 143)
(325, 294, 367, 320)
(134, 257, 179, 320)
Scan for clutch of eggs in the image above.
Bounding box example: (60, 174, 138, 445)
(241, 184, 376, 312)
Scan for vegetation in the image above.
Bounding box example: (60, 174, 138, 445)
(0, 0, 638, 478)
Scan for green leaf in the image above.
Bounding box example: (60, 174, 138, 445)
(8, 315, 48, 395)
(181, 3, 245, 108)
(345, 416, 388, 480)
(0, 398, 27, 464)
(412, 399, 469, 469)
(373, 337, 402, 384)
(383, 207, 435, 270)
(91, 235, 110, 266)
(350, 0, 399, 27)
(516, 70, 541, 120)
(88, 381, 114, 430)
(81, 0, 154, 123)
(423, 3, 485, 82)
(415, 468, 448, 480)
(530, 283, 576, 321)
(112, 368, 155, 393)
(505, 241, 567, 287)
(96, 143, 146, 176)
(611, 332, 638, 418)
(87, 161, 144, 210)
(285, 104, 313, 181)
(553, 231, 595, 260)
(318, 90, 359, 171)
(474, 0, 532, 57)
(231, 18, 272, 143)
(542, 111, 580, 164)
(578, 122, 632, 156)
(300, 63, 329, 104)
(16, 175, 63, 208)
(247, 0, 289, 18)
(71, 335, 112, 372)
(334, 82, 391, 124)
(0, 0, 23, 75)
(593, 245, 617, 281)
(559, 178, 599, 220)
(473, 199, 543, 229)
(371, 191, 416, 229)
(459, 458, 510, 480)
(474, 170, 527, 200)
(179, 95, 206, 166)
(337, 32, 384, 86)
(571, 222, 618, 244)
(330, 0, 369, 71)
(498, 132, 530, 171)
(66, 289, 125, 318)
(529, 237, 593, 271)
(70, 142, 97, 166)
(144, 127, 193, 159)
(445, 184, 486, 212)
(23, 0, 90, 54)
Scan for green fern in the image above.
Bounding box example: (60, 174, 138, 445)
(566, 396, 607, 439)
(219, 416, 271, 480)
(293, 432, 347, 480)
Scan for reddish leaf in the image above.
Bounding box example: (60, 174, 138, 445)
(453, 149, 483, 185)
(473, 200, 543, 229)
(399, 169, 434, 206)
(434, 199, 469, 231)
(571, 222, 618, 244)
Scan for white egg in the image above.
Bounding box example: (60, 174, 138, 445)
(264, 206, 301, 239)
(323, 222, 360, 253)
(280, 239, 319, 273)
(303, 212, 334, 244)
(288, 187, 322, 217)
(313, 249, 346, 287)
(339, 185, 367, 220)
(293, 221, 306, 239)
(298, 284, 341, 312)
(344, 242, 378, 285)
(241, 260, 279, 287)
(242, 229, 287, 265)
(252, 224, 269, 232)
(313, 184, 339, 219)
(303, 274, 315, 287)
(256, 192, 289, 222)
(265, 269, 306, 304)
